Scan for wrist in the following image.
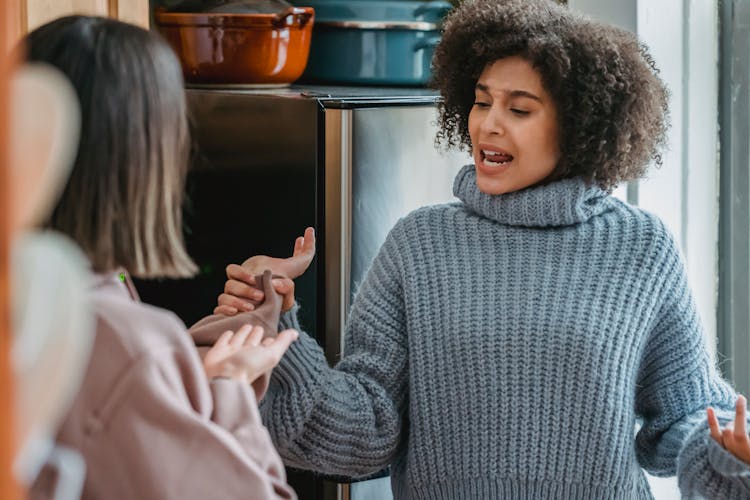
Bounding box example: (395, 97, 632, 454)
(204, 362, 234, 381)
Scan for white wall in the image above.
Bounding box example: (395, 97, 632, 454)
(567, 1, 721, 499)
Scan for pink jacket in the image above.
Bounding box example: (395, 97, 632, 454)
(31, 271, 296, 500)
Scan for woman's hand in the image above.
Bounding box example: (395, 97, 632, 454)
(203, 323, 298, 401)
(239, 227, 316, 279)
(708, 395, 750, 464)
(214, 276, 296, 315)
(214, 227, 315, 315)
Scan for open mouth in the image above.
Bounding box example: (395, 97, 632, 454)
(481, 149, 514, 167)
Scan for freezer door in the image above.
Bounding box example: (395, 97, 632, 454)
(323, 105, 471, 500)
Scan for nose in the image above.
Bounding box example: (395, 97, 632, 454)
(479, 105, 506, 136)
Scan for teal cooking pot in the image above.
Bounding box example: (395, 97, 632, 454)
(291, 0, 452, 85)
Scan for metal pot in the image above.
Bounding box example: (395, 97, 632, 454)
(294, 0, 452, 85)
(155, 1, 315, 85)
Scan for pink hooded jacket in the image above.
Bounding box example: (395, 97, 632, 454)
(31, 271, 296, 500)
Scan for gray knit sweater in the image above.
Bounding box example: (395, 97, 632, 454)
(266, 165, 750, 499)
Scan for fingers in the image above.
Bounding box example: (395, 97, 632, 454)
(284, 230, 316, 278)
(214, 330, 234, 348)
(217, 293, 255, 313)
(734, 396, 749, 445)
(226, 264, 257, 285)
(271, 278, 294, 294)
(302, 227, 316, 254)
(230, 324, 253, 347)
(281, 294, 295, 312)
(295, 227, 316, 259)
(271, 278, 296, 311)
(264, 329, 299, 360)
(227, 330, 300, 384)
(244, 325, 265, 347)
(708, 407, 723, 445)
(214, 305, 238, 316)
(291, 227, 316, 259)
(225, 279, 264, 302)
(723, 424, 737, 452)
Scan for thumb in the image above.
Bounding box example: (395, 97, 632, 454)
(271, 277, 294, 294)
(265, 329, 299, 359)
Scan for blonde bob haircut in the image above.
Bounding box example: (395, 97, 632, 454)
(25, 16, 197, 278)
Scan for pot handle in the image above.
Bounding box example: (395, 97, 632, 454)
(413, 1, 453, 21)
(413, 36, 441, 53)
(273, 7, 314, 29)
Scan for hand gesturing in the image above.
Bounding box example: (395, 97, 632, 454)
(215, 227, 316, 316)
(203, 323, 298, 401)
(708, 395, 750, 464)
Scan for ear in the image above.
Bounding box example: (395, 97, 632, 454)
(10, 63, 80, 233)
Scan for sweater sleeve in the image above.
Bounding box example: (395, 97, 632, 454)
(260, 223, 409, 478)
(634, 233, 749, 498)
(96, 343, 296, 500)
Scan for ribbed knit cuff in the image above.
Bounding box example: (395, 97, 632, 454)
(708, 437, 750, 477)
(272, 329, 328, 394)
(279, 303, 302, 332)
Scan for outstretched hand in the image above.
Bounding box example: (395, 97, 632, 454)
(203, 323, 299, 401)
(708, 395, 750, 464)
(215, 227, 316, 316)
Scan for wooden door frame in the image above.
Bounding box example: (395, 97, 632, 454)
(1, 0, 21, 497)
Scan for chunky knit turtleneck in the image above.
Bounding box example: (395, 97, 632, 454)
(452, 165, 613, 227)
(263, 165, 750, 499)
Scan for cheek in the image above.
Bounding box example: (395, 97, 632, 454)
(525, 120, 560, 159)
(467, 111, 479, 141)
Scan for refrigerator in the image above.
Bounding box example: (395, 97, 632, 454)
(134, 85, 470, 500)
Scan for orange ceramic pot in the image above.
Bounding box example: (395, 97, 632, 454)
(155, 7, 314, 84)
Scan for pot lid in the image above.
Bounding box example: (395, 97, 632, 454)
(166, 0, 293, 14)
(288, 0, 452, 24)
(155, 0, 314, 28)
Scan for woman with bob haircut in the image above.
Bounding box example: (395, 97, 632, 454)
(24, 15, 307, 500)
(218, 0, 750, 498)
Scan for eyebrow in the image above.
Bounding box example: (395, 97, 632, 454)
(475, 83, 543, 102)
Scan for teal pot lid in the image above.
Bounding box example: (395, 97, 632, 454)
(289, 0, 452, 24)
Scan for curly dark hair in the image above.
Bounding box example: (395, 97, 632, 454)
(432, 0, 670, 190)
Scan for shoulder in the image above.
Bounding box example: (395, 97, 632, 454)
(376, 202, 466, 257)
(89, 289, 193, 363)
(607, 197, 679, 245)
(387, 202, 466, 238)
(605, 198, 685, 276)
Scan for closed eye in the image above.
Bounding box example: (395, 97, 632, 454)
(511, 108, 530, 116)
(473, 101, 490, 108)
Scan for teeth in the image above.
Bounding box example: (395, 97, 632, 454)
(485, 158, 511, 167)
(483, 149, 504, 156)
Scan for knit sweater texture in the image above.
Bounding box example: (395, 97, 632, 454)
(265, 165, 750, 499)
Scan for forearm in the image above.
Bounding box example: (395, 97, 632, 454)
(636, 364, 750, 497)
(677, 407, 750, 498)
(189, 311, 276, 346)
(260, 331, 406, 477)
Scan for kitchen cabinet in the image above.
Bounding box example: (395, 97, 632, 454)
(10, 0, 149, 39)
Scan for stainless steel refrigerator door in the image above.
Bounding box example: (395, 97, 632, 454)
(351, 107, 471, 294)
(323, 105, 471, 500)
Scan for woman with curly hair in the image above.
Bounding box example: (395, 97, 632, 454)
(217, 0, 750, 497)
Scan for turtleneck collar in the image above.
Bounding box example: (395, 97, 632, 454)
(452, 164, 614, 227)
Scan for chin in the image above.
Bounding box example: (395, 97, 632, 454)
(476, 176, 515, 195)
